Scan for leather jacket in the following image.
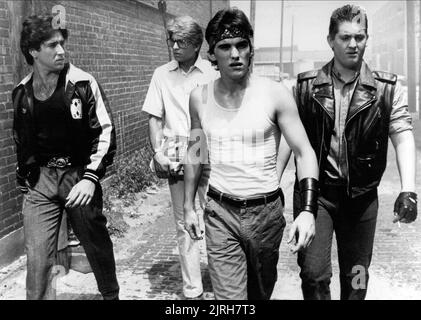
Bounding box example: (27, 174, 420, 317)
(12, 63, 116, 187)
(296, 60, 397, 198)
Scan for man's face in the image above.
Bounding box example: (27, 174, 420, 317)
(31, 31, 66, 72)
(167, 35, 198, 64)
(211, 37, 251, 80)
(328, 21, 368, 71)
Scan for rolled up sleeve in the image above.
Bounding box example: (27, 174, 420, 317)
(389, 81, 413, 136)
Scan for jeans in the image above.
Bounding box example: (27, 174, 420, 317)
(293, 185, 378, 300)
(204, 195, 285, 300)
(22, 166, 119, 300)
(168, 166, 209, 298)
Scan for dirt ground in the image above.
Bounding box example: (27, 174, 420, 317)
(0, 183, 173, 300)
(1, 119, 420, 300)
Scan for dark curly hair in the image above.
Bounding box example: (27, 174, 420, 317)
(20, 14, 68, 65)
(329, 4, 368, 39)
(205, 7, 254, 67)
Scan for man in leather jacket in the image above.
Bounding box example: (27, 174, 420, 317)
(12, 14, 119, 299)
(279, 4, 417, 299)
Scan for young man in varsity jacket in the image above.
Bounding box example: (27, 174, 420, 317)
(12, 14, 119, 300)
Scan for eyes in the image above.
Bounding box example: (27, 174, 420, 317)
(339, 34, 366, 43)
(167, 38, 191, 49)
(45, 40, 65, 49)
(216, 40, 249, 51)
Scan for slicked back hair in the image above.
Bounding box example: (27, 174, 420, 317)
(329, 4, 368, 39)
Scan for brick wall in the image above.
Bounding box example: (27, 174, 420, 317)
(0, 0, 228, 251)
(0, 0, 20, 240)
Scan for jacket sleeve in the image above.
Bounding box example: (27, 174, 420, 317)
(12, 88, 26, 187)
(82, 78, 116, 184)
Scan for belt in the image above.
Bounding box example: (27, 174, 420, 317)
(45, 156, 72, 168)
(207, 185, 283, 208)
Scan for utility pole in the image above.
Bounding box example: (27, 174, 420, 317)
(406, 0, 417, 113)
(290, 15, 294, 70)
(209, 0, 213, 20)
(249, 0, 256, 72)
(418, 0, 421, 116)
(250, 0, 256, 33)
(279, 0, 284, 75)
(158, 0, 171, 62)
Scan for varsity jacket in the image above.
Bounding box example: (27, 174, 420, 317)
(12, 63, 116, 187)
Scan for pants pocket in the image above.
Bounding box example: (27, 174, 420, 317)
(204, 200, 229, 247)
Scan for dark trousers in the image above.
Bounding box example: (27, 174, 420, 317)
(205, 196, 285, 300)
(22, 166, 119, 300)
(293, 185, 378, 300)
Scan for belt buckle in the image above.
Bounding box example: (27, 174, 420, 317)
(47, 157, 70, 168)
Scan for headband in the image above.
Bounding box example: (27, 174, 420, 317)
(210, 26, 251, 50)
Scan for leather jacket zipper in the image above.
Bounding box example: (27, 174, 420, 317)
(345, 97, 376, 127)
(344, 96, 376, 196)
(312, 95, 332, 168)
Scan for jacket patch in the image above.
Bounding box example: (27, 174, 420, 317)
(70, 98, 82, 119)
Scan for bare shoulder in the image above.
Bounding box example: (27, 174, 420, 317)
(253, 76, 290, 98)
(253, 77, 294, 112)
(189, 83, 210, 120)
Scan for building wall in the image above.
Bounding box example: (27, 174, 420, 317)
(371, 0, 420, 77)
(371, 1, 406, 75)
(0, 0, 229, 266)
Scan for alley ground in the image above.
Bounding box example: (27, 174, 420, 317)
(1, 120, 420, 300)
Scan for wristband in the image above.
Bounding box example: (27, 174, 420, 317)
(299, 177, 319, 217)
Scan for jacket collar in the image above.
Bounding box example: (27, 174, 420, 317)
(314, 59, 377, 90)
(17, 62, 90, 88)
(312, 59, 377, 121)
(16, 63, 89, 114)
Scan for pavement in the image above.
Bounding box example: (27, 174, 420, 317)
(1, 121, 421, 300)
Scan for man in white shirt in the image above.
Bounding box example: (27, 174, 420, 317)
(142, 15, 218, 299)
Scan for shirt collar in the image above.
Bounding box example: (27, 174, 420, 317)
(331, 63, 360, 85)
(168, 55, 206, 73)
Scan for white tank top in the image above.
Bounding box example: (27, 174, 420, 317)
(201, 78, 281, 197)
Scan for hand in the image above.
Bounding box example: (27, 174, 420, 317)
(183, 208, 203, 240)
(393, 192, 417, 224)
(153, 152, 172, 177)
(65, 179, 96, 209)
(287, 211, 315, 254)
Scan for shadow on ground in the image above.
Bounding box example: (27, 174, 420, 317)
(57, 293, 102, 300)
(146, 261, 213, 298)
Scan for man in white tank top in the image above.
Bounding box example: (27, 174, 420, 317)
(183, 8, 320, 300)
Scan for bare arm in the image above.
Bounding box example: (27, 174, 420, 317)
(391, 130, 416, 192)
(277, 136, 292, 183)
(183, 87, 207, 240)
(273, 82, 319, 253)
(275, 83, 318, 182)
(390, 130, 418, 224)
